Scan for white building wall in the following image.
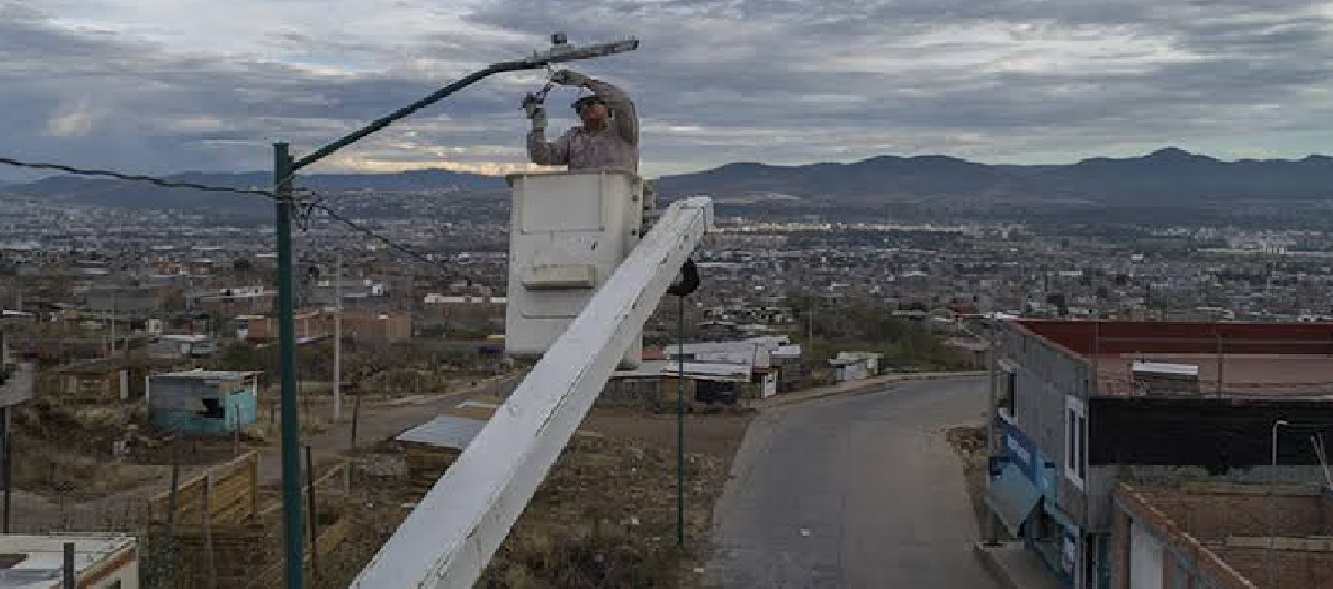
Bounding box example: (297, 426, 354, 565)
(1129, 519, 1163, 589)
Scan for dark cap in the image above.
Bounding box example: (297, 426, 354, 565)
(572, 96, 604, 111)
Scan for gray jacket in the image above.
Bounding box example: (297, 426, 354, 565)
(527, 79, 639, 172)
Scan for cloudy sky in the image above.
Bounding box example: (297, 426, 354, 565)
(5, 0, 1333, 181)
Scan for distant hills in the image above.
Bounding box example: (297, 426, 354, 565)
(653, 147, 1333, 207)
(8, 148, 1333, 214)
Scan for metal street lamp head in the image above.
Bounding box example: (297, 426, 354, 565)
(1277, 419, 1290, 427)
(522, 35, 639, 67)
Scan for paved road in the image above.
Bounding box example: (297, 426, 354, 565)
(706, 377, 998, 588)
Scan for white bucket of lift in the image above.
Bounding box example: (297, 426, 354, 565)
(503, 169, 646, 367)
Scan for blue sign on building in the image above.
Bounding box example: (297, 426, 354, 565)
(1001, 421, 1040, 483)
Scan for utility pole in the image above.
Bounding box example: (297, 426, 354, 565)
(807, 294, 815, 341)
(273, 142, 304, 589)
(268, 34, 638, 589)
(333, 249, 342, 421)
(108, 291, 116, 357)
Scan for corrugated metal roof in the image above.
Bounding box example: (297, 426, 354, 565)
(396, 415, 488, 450)
(457, 400, 501, 410)
(153, 369, 259, 382)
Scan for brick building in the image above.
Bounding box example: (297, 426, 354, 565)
(986, 320, 1333, 589)
(237, 308, 411, 343)
(1114, 481, 1333, 588)
(58, 357, 186, 403)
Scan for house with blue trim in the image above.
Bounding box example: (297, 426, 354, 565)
(985, 320, 1333, 589)
(148, 369, 260, 435)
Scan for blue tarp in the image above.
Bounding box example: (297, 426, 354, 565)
(985, 463, 1043, 537)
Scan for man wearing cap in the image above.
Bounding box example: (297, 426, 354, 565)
(527, 69, 639, 172)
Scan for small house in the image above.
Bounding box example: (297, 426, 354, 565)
(829, 352, 883, 383)
(57, 357, 183, 403)
(148, 370, 259, 435)
(147, 334, 218, 360)
(661, 360, 768, 403)
(771, 343, 805, 392)
(395, 402, 496, 495)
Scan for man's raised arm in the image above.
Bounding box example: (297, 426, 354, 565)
(586, 78, 639, 146)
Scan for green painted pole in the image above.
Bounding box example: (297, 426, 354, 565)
(677, 294, 686, 548)
(274, 142, 305, 589)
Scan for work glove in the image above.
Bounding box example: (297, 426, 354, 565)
(531, 107, 547, 132)
(522, 93, 547, 131)
(551, 69, 590, 86)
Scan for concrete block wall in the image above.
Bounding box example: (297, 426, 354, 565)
(1113, 484, 1255, 589)
(1212, 548, 1333, 589)
(1142, 490, 1329, 541)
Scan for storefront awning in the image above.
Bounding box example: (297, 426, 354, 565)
(985, 463, 1043, 537)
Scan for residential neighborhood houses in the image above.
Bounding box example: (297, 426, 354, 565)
(11, 187, 1333, 587)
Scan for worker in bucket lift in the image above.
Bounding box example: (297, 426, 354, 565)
(527, 69, 639, 173)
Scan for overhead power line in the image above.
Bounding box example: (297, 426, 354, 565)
(0, 155, 441, 267)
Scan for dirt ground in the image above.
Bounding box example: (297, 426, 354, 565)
(312, 406, 753, 589)
(945, 422, 992, 532)
(10, 367, 754, 587)
(583, 408, 753, 459)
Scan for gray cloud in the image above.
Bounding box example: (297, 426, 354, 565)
(4, 0, 1333, 182)
(455, 0, 1333, 168)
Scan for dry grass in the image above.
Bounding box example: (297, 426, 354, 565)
(480, 435, 727, 588)
(11, 435, 171, 500)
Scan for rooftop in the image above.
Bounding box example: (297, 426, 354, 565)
(1117, 481, 1333, 589)
(396, 414, 488, 450)
(151, 369, 260, 383)
(1015, 320, 1333, 399)
(0, 535, 135, 588)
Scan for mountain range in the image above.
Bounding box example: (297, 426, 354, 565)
(7, 148, 1333, 213)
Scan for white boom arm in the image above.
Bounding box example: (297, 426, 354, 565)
(350, 196, 713, 588)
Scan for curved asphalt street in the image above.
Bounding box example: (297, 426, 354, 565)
(705, 377, 999, 588)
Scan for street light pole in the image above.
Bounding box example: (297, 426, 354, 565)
(668, 259, 700, 549)
(268, 35, 639, 589)
(1268, 418, 1289, 589)
(273, 142, 304, 589)
(333, 249, 342, 421)
(676, 295, 686, 547)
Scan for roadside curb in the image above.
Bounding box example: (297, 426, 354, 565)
(745, 371, 987, 410)
(974, 542, 1022, 589)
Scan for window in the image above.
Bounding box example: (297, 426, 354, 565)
(1004, 370, 1017, 416)
(996, 361, 1018, 419)
(1065, 395, 1087, 488)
